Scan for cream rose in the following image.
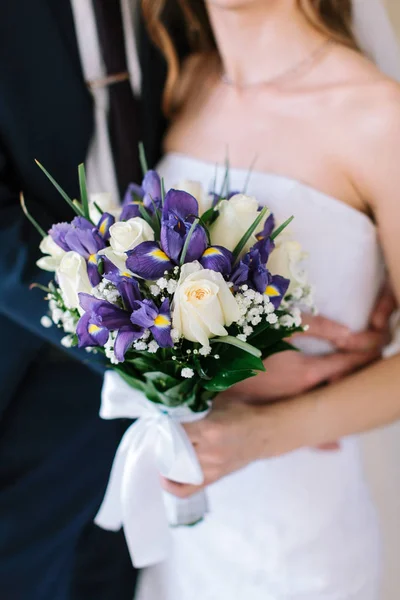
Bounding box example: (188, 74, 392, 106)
(172, 262, 241, 348)
(57, 251, 92, 310)
(37, 235, 66, 272)
(210, 193, 264, 255)
(175, 180, 214, 216)
(109, 217, 154, 253)
(89, 192, 122, 223)
(267, 240, 307, 295)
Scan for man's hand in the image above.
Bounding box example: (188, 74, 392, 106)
(233, 282, 396, 402)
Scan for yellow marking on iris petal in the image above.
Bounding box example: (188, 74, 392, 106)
(150, 249, 170, 262)
(99, 220, 108, 235)
(154, 315, 171, 328)
(265, 285, 280, 297)
(88, 254, 97, 264)
(88, 324, 101, 334)
(121, 271, 132, 278)
(203, 247, 222, 257)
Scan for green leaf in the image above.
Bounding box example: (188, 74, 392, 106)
(260, 340, 297, 360)
(112, 367, 147, 392)
(35, 159, 83, 216)
(127, 356, 159, 372)
(204, 369, 258, 392)
(232, 206, 268, 262)
(210, 335, 262, 358)
(207, 346, 265, 376)
(144, 371, 179, 391)
(78, 163, 90, 219)
(219, 156, 230, 200)
(161, 177, 166, 206)
(271, 215, 294, 241)
(180, 218, 200, 266)
(139, 142, 148, 176)
(242, 154, 258, 194)
(138, 204, 155, 232)
(20, 193, 47, 238)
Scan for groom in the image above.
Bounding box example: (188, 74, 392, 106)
(0, 1, 395, 599)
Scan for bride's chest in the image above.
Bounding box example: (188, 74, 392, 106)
(165, 93, 359, 211)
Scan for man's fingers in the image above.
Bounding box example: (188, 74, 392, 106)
(335, 329, 390, 353)
(370, 284, 397, 330)
(294, 314, 351, 347)
(308, 350, 379, 388)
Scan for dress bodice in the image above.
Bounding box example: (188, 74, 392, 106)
(158, 152, 384, 355)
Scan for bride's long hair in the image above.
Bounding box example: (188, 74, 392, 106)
(142, 0, 359, 115)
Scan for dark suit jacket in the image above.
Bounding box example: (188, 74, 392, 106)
(0, 0, 172, 418)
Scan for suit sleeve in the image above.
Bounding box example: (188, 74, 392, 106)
(0, 145, 106, 376)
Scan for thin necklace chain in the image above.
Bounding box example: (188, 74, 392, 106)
(221, 38, 333, 90)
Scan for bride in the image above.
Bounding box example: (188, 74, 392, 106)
(135, 0, 400, 598)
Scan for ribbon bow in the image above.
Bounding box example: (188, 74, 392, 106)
(95, 370, 207, 568)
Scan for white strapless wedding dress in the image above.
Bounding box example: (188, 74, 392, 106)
(136, 153, 383, 600)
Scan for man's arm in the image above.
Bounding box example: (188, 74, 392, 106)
(0, 146, 105, 375)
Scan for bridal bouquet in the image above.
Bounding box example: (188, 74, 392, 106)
(25, 155, 312, 567)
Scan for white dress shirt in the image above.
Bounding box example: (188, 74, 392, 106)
(70, 0, 141, 203)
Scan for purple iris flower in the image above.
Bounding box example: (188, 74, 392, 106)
(121, 183, 144, 221)
(50, 217, 106, 286)
(121, 171, 162, 221)
(77, 292, 144, 361)
(127, 190, 207, 280)
(102, 257, 142, 311)
(48, 222, 71, 252)
(231, 246, 289, 308)
(126, 241, 175, 280)
(200, 246, 233, 276)
(160, 189, 207, 263)
(97, 212, 115, 240)
(130, 298, 173, 348)
(142, 171, 162, 214)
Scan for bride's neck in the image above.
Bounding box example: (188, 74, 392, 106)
(206, 1, 326, 86)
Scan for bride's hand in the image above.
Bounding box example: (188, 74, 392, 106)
(162, 395, 314, 499)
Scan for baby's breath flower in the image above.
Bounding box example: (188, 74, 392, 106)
(199, 346, 211, 357)
(156, 277, 168, 290)
(147, 340, 159, 353)
(171, 328, 181, 342)
(243, 325, 253, 336)
(149, 284, 161, 297)
(280, 315, 294, 328)
(181, 367, 194, 379)
(237, 334, 247, 342)
(266, 313, 278, 325)
(41, 315, 53, 328)
(61, 335, 73, 348)
(134, 341, 148, 351)
(167, 279, 178, 294)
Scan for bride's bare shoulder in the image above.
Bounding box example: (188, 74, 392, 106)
(323, 45, 400, 154)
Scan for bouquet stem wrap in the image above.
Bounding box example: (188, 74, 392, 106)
(95, 370, 209, 568)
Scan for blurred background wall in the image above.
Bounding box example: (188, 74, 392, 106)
(386, 0, 400, 32)
(360, 7, 400, 600)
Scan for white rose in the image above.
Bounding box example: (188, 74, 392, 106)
(89, 192, 121, 223)
(109, 217, 154, 253)
(210, 194, 263, 255)
(36, 235, 66, 272)
(267, 240, 307, 294)
(98, 247, 130, 273)
(172, 262, 240, 348)
(175, 180, 213, 216)
(57, 251, 92, 310)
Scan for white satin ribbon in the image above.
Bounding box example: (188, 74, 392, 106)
(95, 370, 208, 568)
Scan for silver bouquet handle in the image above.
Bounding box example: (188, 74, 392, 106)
(163, 489, 209, 527)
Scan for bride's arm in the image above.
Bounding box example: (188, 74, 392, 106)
(163, 82, 400, 499)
